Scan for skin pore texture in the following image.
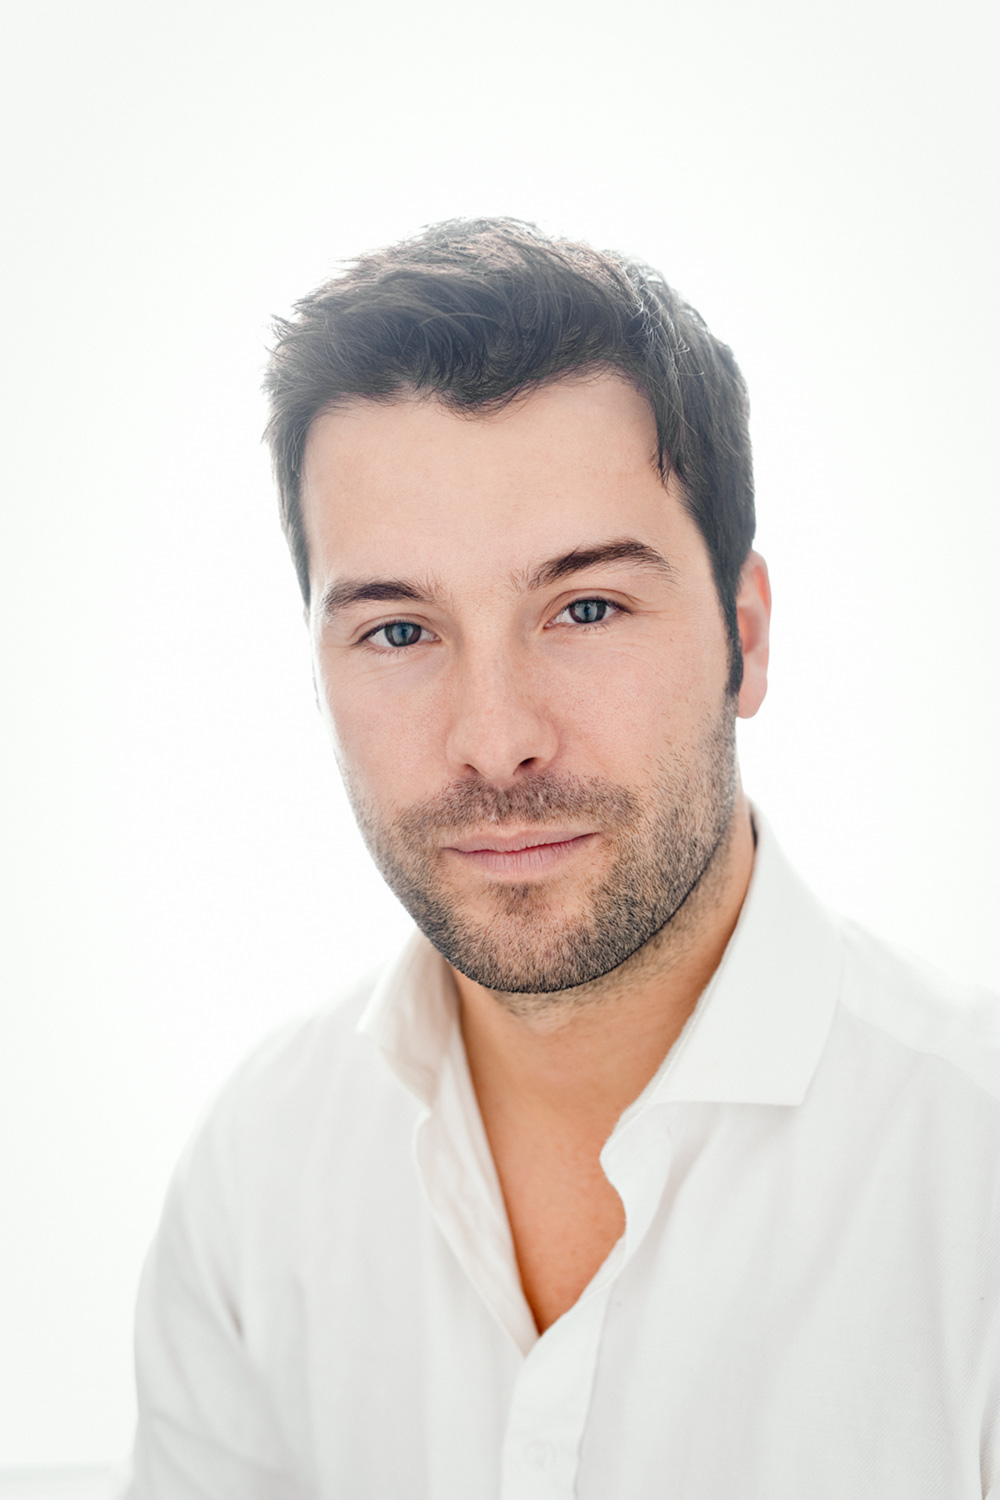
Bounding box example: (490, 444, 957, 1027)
(301, 372, 771, 1330)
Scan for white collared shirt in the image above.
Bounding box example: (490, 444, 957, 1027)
(125, 817, 1000, 1498)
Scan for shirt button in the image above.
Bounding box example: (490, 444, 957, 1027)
(525, 1439, 556, 1467)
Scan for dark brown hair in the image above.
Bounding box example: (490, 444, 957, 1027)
(263, 217, 755, 691)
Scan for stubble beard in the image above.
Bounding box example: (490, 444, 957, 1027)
(348, 702, 739, 1005)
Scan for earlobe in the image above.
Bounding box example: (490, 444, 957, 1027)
(735, 550, 771, 720)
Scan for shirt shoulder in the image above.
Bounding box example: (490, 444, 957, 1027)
(178, 961, 419, 1210)
(835, 915, 1000, 1101)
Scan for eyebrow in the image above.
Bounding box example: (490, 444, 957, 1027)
(317, 537, 676, 622)
(523, 538, 677, 591)
(318, 577, 432, 620)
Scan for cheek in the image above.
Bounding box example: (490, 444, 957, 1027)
(556, 628, 719, 743)
(317, 659, 446, 808)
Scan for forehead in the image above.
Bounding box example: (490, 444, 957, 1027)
(299, 372, 698, 591)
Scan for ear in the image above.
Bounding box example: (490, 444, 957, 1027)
(735, 550, 771, 719)
(309, 652, 324, 717)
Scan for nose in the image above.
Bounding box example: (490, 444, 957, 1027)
(444, 644, 559, 782)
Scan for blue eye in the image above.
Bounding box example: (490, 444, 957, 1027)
(567, 598, 610, 624)
(380, 621, 423, 648)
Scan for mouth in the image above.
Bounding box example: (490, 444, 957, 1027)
(442, 829, 597, 878)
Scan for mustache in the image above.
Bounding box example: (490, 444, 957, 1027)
(392, 773, 640, 841)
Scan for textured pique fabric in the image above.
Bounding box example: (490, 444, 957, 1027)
(124, 816, 1000, 1499)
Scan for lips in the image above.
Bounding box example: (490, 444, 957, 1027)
(442, 830, 597, 878)
(446, 829, 592, 854)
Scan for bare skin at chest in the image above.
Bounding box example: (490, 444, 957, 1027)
(470, 1074, 628, 1333)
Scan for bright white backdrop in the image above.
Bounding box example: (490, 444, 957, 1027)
(1, 0, 997, 1467)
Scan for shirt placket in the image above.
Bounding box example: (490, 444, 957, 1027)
(497, 1261, 620, 1500)
(497, 1104, 675, 1499)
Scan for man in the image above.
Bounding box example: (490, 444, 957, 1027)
(125, 219, 1000, 1498)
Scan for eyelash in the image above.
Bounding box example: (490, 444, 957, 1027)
(548, 597, 622, 629)
(362, 620, 435, 651)
(360, 597, 623, 652)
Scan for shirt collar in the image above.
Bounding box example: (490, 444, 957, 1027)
(357, 926, 458, 1107)
(357, 808, 843, 1111)
(650, 808, 843, 1107)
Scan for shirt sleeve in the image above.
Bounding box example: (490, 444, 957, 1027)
(121, 1105, 308, 1500)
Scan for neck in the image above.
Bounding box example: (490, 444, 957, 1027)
(454, 792, 756, 1132)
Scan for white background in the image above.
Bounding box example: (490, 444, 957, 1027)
(1, 0, 997, 1467)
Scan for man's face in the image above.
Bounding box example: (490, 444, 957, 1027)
(301, 374, 766, 995)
